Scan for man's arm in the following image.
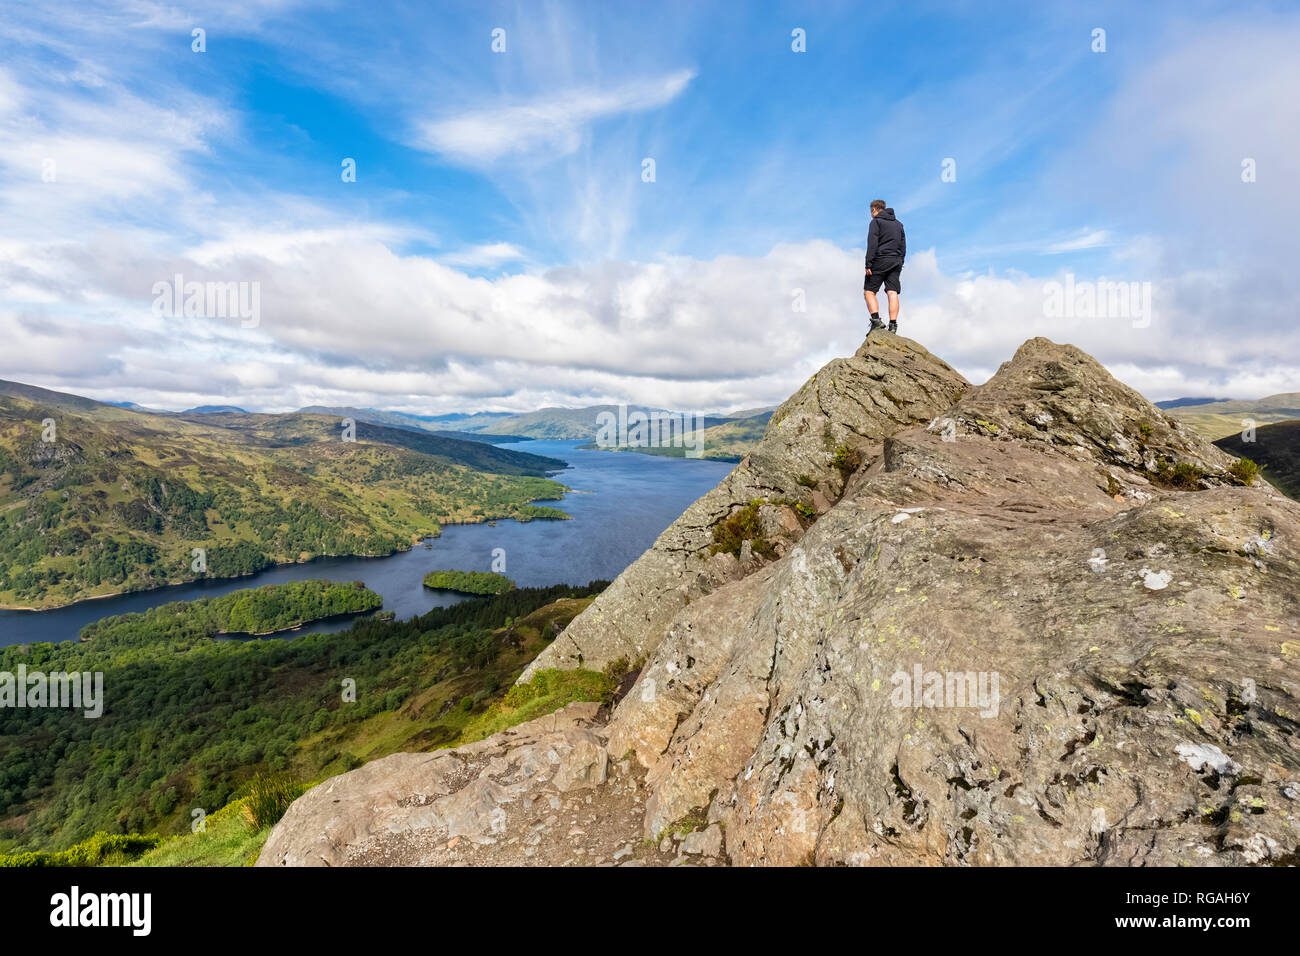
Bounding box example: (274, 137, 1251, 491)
(864, 218, 878, 272)
(899, 222, 906, 261)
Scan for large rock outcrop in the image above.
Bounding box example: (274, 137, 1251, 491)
(262, 335, 1300, 867)
(518, 334, 970, 682)
(607, 336, 1299, 865)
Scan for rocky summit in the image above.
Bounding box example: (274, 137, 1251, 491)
(260, 335, 1300, 867)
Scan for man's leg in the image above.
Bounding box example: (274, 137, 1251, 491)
(864, 290, 879, 315)
(885, 264, 902, 332)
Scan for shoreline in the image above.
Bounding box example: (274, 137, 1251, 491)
(213, 607, 380, 639)
(0, 497, 576, 613)
(2, 546, 423, 614)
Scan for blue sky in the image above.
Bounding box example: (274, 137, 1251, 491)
(1, 0, 1297, 413)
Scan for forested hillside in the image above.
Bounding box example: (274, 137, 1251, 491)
(0, 380, 570, 609)
(79, 579, 382, 640)
(0, 580, 607, 853)
(422, 569, 515, 594)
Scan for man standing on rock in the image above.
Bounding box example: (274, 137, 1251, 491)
(864, 199, 906, 335)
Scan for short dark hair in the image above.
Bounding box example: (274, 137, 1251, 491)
(870, 199, 886, 213)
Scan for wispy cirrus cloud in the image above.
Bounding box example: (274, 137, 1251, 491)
(413, 68, 696, 164)
(1044, 229, 1111, 254)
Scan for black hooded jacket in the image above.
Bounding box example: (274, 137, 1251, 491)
(865, 208, 906, 272)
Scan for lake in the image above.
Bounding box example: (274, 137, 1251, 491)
(0, 441, 733, 646)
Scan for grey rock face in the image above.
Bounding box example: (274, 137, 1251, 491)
(681, 823, 724, 857)
(605, 336, 1300, 865)
(945, 337, 1239, 481)
(257, 703, 608, 866)
(518, 333, 969, 683)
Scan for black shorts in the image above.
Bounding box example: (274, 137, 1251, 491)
(864, 262, 902, 294)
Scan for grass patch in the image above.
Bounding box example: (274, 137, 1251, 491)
(1166, 461, 1204, 489)
(1150, 458, 1206, 489)
(831, 443, 863, 476)
(456, 667, 618, 745)
(129, 798, 270, 868)
(0, 831, 161, 867)
(775, 496, 816, 521)
(242, 772, 304, 831)
(661, 805, 710, 841)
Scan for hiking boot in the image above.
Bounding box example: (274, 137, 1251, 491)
(868, 316, 886, 335)
(888, 319, 897, 333)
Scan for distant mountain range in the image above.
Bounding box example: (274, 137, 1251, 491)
(97, 396, 779, 445)
(453, 404, 775, 442)
(1155, 397, 1227, 409)
(296, 406, 532, 444)
(183, 404, 249, 414)
(299, 401, 776, 446)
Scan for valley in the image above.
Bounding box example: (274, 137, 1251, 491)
(0, 580, 610, 858)
(0, 427, 732, 862)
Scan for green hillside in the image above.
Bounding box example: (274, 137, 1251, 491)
(296, 405, 535, 444)
(174, 410, 563, 475)
(1215, 420, 1300, 501)
(0, 380, 569, 609)
(1165, 392, 1300, 441)
(581, 410, 772, 462)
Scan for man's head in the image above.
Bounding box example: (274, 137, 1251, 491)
(870, 199, 886, 217)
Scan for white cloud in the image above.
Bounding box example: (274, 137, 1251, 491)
(9, 227, 1299, 415)
(441, 242, 528, 268)
(1044, 229, 1111, 254)
(2, 8, 1296, 419)
(414, 68, 696, 163)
